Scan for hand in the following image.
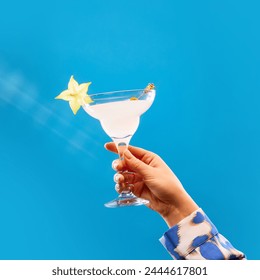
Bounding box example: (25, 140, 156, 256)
(105, 142, 199, 227)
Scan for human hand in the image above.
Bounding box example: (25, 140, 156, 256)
(105, 142, 199, 227)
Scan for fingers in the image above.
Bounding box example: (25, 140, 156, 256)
(104, 142, 118, 154)
(113, 173, 123, 183)
(111, 150, 153, 177)
(105, 142, 156, 163)
(114, 180, 153, 207)
(128, 146, 155, 163)
(113, 171, 142, 184)
(115, 183, 121, 193)
(113, 171, 144, 197)
(112, 159, 124, 171)
(114, 181, 142, 195)
(123, 149, 152, 176)
(131, 182, 152, 203)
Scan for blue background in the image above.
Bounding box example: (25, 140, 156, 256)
(0, 0, 259, 259)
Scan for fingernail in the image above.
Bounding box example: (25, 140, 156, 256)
(115, 183, 120, 192)
(112, 160, 119, 170)
(114, 174, 120, 183)
(124, 150, 132, 159)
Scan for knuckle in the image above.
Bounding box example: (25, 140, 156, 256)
(132, 160, 142, 169)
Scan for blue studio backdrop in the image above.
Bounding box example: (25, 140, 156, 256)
(0, 0, 259, 259)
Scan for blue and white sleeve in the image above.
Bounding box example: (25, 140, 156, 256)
(159, 208, 245, 260)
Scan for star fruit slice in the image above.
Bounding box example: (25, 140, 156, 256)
(55, 75, 93, 114)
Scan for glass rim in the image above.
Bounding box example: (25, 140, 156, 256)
(88, 88, 154, 97)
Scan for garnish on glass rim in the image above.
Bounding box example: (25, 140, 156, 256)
(55, 75, 93, 115)
(144, 83, 155, 93)
(130, 83, 155, 101)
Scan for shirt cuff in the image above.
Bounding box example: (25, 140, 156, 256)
(159, 208, 218, 259)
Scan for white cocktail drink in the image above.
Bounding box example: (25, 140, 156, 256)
(83, 98, 154, 146)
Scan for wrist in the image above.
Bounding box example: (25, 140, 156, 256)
(162, 195, 199, 228)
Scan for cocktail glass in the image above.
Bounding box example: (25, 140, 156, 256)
(83, 87, 156, 208)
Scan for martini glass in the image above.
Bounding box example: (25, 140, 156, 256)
(82, 87, 155, 208)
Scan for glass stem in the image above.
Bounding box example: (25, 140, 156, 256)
(116, 141, 133, 195)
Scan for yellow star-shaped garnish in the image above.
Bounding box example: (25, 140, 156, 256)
(55, 75, 93, 115)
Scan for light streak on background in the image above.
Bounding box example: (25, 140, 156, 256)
(0, 61, 99, 159)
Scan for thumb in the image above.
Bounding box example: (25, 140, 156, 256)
(124, 149, 151, 176)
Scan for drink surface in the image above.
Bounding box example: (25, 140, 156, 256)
(83, 99, 153, 139)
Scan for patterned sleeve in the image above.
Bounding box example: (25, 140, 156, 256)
(159, 208, 246, 260)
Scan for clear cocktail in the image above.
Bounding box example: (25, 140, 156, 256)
(83, 88, 155, 207)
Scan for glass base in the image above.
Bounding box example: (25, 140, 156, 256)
(104, 193, 149, 208)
